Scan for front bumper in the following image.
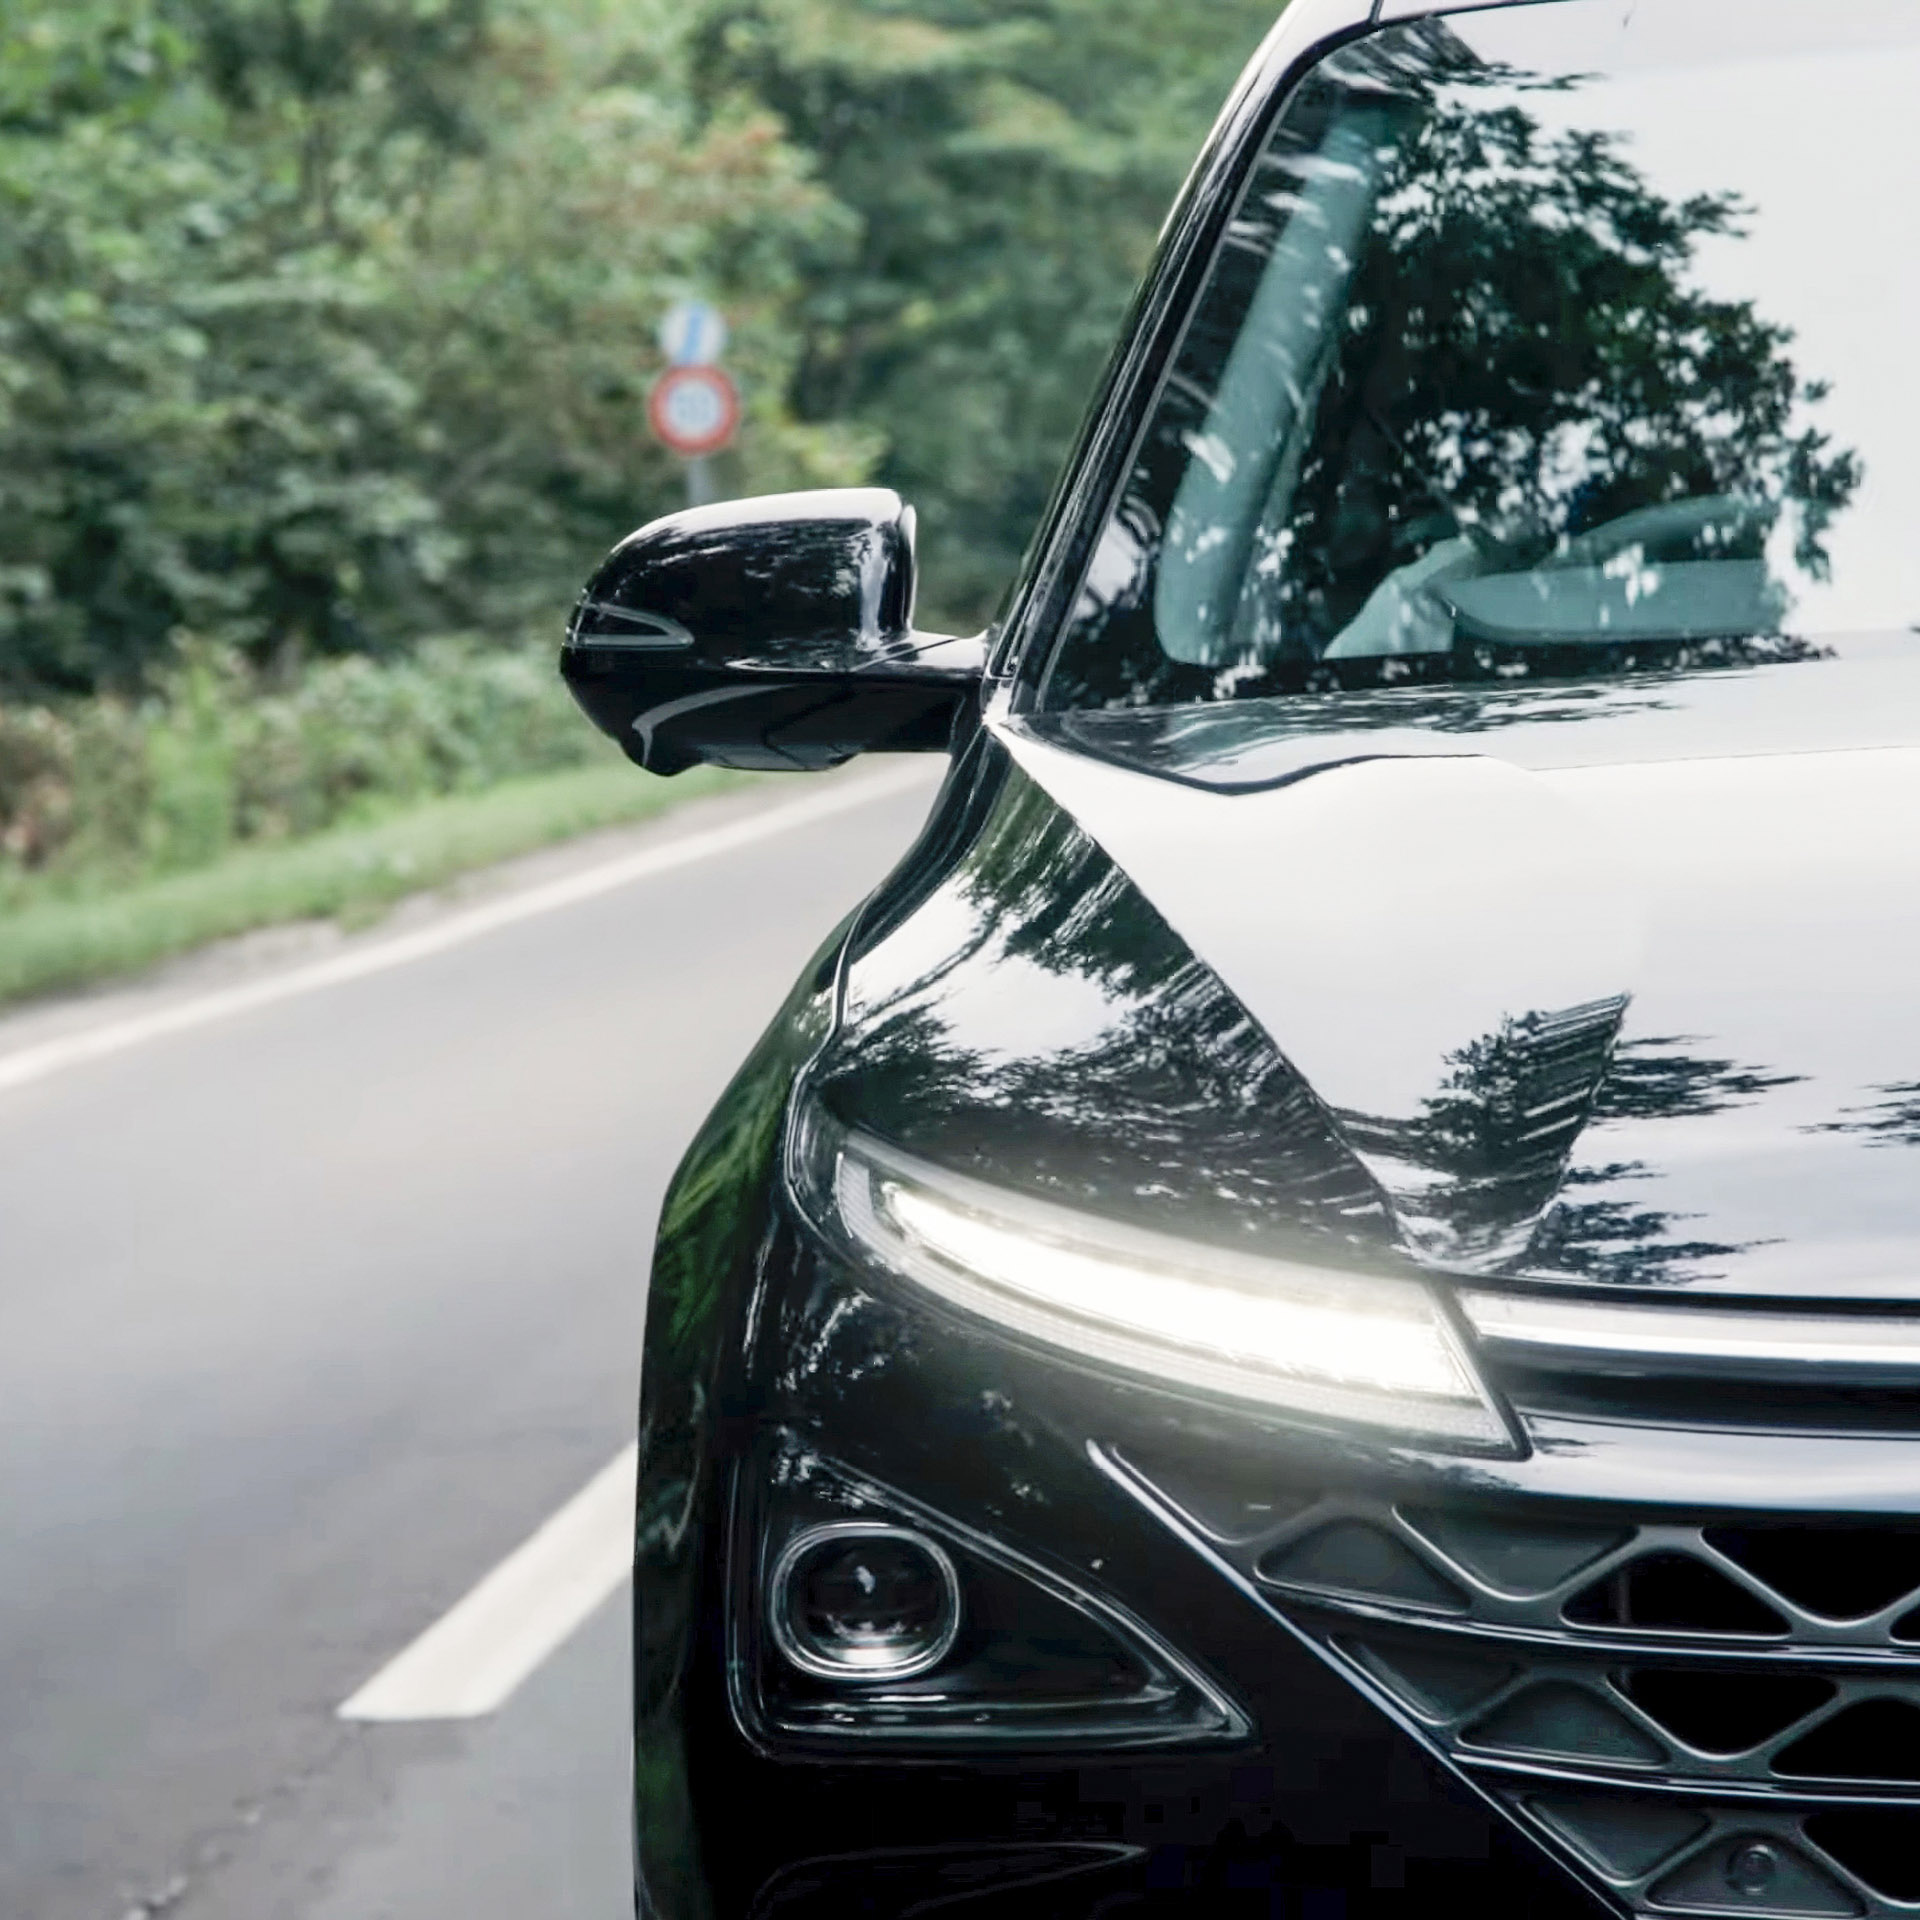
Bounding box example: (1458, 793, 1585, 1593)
(645, 1199, 1920, 1920)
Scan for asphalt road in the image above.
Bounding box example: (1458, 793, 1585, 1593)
(0, 762, 943, 1920)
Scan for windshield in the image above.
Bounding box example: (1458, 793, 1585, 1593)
(1038, 0, 1920, 717)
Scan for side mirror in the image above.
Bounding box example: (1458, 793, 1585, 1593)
(560, 488, 985, 775)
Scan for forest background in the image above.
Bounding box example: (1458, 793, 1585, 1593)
(0, 0, 1277, 1001)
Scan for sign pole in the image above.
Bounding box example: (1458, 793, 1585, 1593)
(654, 299, 736, 509)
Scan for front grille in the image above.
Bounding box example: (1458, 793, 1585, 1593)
(1112, 1453, 1920, 1919)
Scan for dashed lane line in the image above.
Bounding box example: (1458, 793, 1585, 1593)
(339, 1444, 638, 1721)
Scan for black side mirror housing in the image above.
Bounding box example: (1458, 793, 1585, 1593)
(560, 488, 984, 775)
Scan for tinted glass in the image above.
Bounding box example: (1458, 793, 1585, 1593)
(1040, 0, 1920, 715)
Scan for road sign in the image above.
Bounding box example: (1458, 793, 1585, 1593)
(648, 364, 739, 458)
(657, 299, 729, 368)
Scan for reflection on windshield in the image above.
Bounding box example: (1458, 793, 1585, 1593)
(1043, 4, 1901, 713)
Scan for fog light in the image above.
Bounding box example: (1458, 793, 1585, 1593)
(770, 1523, 961, 1681)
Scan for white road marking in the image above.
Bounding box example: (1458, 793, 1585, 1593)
(0, 762, 934, 1098)
(340, 1444, 639, 1721)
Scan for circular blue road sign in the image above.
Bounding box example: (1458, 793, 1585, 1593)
(657, 299, 729, 368)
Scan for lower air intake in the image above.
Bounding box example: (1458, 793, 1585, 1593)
(1803, 1811, 1920, 1905)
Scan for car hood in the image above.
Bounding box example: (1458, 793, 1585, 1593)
(993, 638, 1920, 1303)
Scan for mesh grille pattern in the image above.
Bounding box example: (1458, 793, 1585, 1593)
(1120, 1457, 1920, 1920)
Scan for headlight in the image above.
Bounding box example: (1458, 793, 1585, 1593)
(791, 1111, 1507, 1448)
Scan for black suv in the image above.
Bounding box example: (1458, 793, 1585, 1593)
(563, 2, 1920, 1915)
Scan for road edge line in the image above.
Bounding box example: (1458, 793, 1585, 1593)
(0, 762, 933, 1098)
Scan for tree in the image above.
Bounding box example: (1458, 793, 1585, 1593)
(387, 0, 875, 642)
(0, 0, 866, 696)
(0, 1, 479, 692)
(689, 0, 1281, 629)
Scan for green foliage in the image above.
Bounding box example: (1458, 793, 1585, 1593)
(0, 0, 1284, 995)
(0, 617, 766, 1003)
(1, 0, 1282, 693)
(0, 638, 604, 883)
(0, 759, 746, 1007)
(691, 0, 1281, 626)
(0, 0, 873, 696)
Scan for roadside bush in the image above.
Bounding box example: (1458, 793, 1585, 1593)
(0, 636, 604, 896)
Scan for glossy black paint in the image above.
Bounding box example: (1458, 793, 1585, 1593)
(635, 731, 1606, 1920)
(562, 488, 984, 775)
(602, 3, 1920, 1917)
(1009, 634, 1920, 1306)
(638, 700, 1920, 1920)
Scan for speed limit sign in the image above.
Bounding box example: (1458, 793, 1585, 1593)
(648, 364, 739, 458)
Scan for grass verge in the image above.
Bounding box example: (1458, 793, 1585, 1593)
(0, 759, 755, 1010)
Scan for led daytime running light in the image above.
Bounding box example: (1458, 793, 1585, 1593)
(812, 1124, 1505, 1447)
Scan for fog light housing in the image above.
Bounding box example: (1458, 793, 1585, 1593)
(770, 1523, 961, 1681)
